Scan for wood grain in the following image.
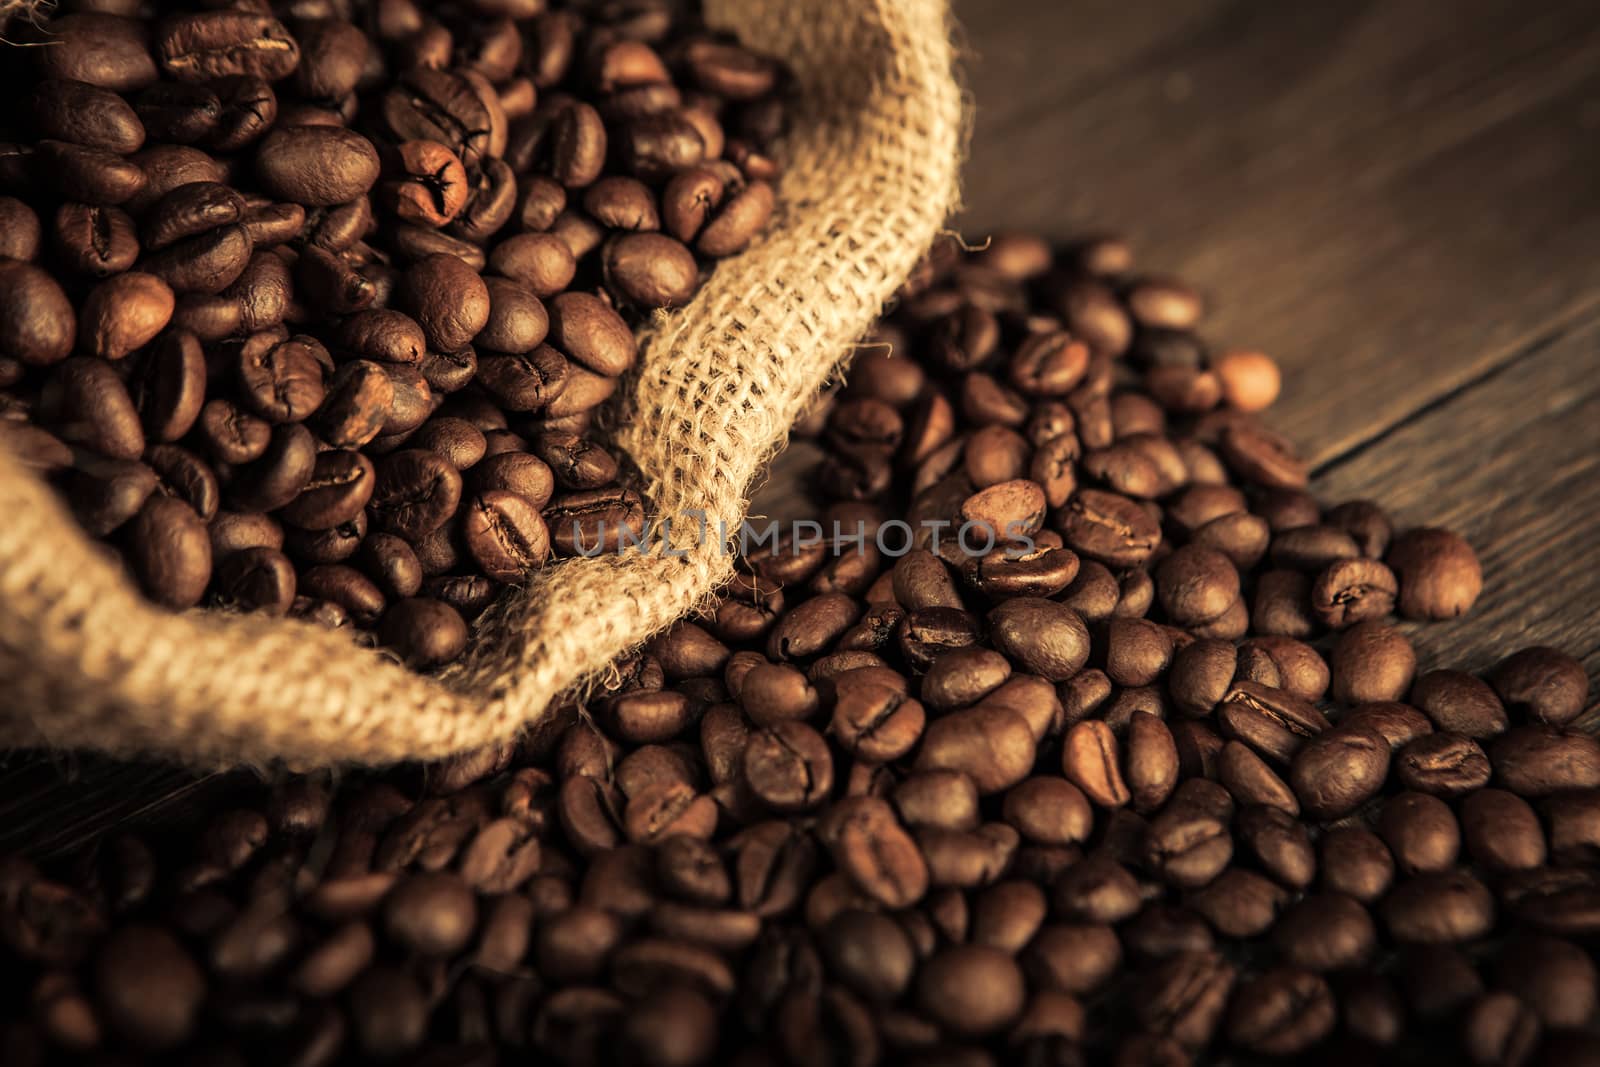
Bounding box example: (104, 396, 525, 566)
(954, 0, 1600, 466)
(1313, 311, 1600, 714)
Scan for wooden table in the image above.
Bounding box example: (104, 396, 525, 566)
(2, 0, 1597, 856)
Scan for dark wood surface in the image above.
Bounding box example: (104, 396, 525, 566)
(3, 0, 1598, 855)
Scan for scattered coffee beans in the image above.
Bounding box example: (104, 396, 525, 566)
(0, 225, 1593, 1066)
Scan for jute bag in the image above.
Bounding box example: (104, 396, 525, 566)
(0, 0, 964, 767)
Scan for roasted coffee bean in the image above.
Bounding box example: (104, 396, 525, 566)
(378, 597, 468, 669)
(1380, 791, 1461, 875)
(1395, 732, 1491, 796)
(1545, 790, 1600, 864)
(1459, 788, 1546, 871)
(1135, 950, 1236, 1049)
(1387, 527, 1483, 620)
(369, 450, 462, 541)
(1235, 805, 1314, 889)
(460, 490, 549, 581)
(53, 202, 140, 278)
(1340, 700, 1434, 751)
(987, 597, 1089, 681)
(1381, 869, 1495, 944)
(1156, 545, 1240, 627)
(399, 252, 491, 353)
(213, 546, 296, 615)
(1489, 646, 1589, 726)
(39, 356, 143, 460)
(1218, 681, 1329, 765)
(917, 704, 1036, 794)
(1490, 726, 1600, 796)
(823, 797, 928, 908)
(1272, 894, 1375, 972)
(1411, 668, 1509, 738)
(1218, 741, 1300, 815)
(1144, 804, 1232, 889)
(1310, 557, 1397, 627)
(1331, 622, 1417, 705)
(127, 495, 211, 609)
(829, 683, 924, 763)
(1225, 967, 1336, 1055)
(1289, 725, 1389, 820)
(919, 646, 1007, 710)
(1188, 868, 1287, 938)
(1058, 488, 1161, 567)
(1319, 827, 1394, 903)
(743, 721, 833, 812)
(93, 926, 205, 1050)
(1464, 991, 1541, 1067)
(916, 944, 1026, 1035)
(1494, 935, 1598, 1028)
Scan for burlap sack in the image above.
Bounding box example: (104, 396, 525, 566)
(0, 0, 964, 767)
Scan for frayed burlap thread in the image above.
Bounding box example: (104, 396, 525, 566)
(0, 0, 963, 767)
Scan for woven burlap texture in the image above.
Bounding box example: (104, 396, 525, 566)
(0, 0, 963, 767)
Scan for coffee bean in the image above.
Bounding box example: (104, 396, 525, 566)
(829, 683, 924, 763)
(378, 597, 467, 669)
(400, 252, 491, 352)
(460, 490, 550, 582)
(1225, 967, 1335, 1055)
(1144, 804, 1232, 890)
(1395, 732, 1491, 796)
(1235, 805, 1314, 889)
(1188, 868, 1287, 938)
(916, 944, 1025, 1035)
(127, 495, 211, 609)
(1544, 790, 1600, 865)
(1218, 681, 1329, 765)
(1463, 991, 1542, 1067)
(157, 12, 301, 83)
(1398, 943, 1485, 1020)
(823, 797, 927, 909)
(1410, 668, 1509, 738)
(1381, 869, 1494, 944)
(93, 926, 204, 1050)
(1490, 726, 1600, 796)
(1272, 894, 1376, 971)
(1318, 827, 1394, 903)
(1135, 950, 1236, 1049)
(214, 546, 296, 615)
(1221, 419, 1308, 490)
(1339, 700, 1434, 750)
(987, 597, 1089, 681)
(40, 356, 145, 459)
(1058, 488, 1161, 567)
(349, 966, 427, 1058)
(1289, 725, 1390, 820)
(1331, 621, 1417, 704)
(1386, 527, 1482, 620)
(383, 140, 469, 228)
(1494, 935, 1598, 1028)
(1125, 711, 1179, 812)
(1380, 791, 1461, 875)
(1489, 646, 1590, 727)
(743, 721, 833, 812)
(1310, 557, 1397, 627)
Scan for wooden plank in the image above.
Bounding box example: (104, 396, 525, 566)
(955, 0, 1600, 466)
(0, 758, 224, 856)
(1313, 312, 1600, 717)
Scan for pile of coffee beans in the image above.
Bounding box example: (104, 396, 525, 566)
(0, 0, 785, 667)
(1, 233, 1597, 1066)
